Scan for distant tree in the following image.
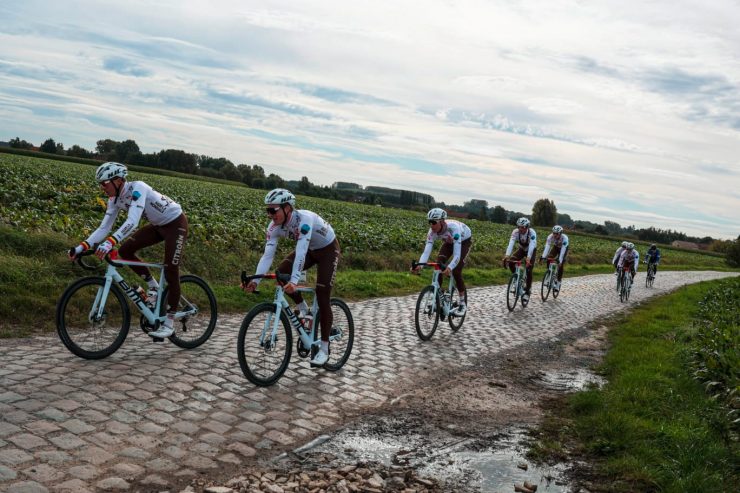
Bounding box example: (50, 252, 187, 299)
(157, 149, 197, 174)
(55, 142, 65, 154)
(532, 198, 557, 227)
(727, 236, 740, 268)
(96, 139, 119, 160)
(9, 137, 33, 149)
(594, 225, 608, 235)
(66, 144, 92, 158)
(297, 176, 311, 193)
(604, 220, 621, 235)
(491, 206, 507, 224)
(556, 213, 573, 227)
(40, 138, 57, 153)
(114, 139, 141, 163)
(237, 164, 267, 187)
(264, 173, 285, 189)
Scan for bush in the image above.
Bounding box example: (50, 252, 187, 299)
(726, 237, 740, 267)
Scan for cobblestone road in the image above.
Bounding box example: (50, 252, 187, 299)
(0, 271, 735, 492)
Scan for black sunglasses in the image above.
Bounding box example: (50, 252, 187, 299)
(428, 220, 438, 225)
(266, 207, 280, 215)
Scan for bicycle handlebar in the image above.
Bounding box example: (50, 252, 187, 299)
(411, 260, 447, 270)
(73, 245, 125, 270)
(241, 271, 292, 289)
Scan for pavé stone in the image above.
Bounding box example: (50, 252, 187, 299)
(75, 446, 116, 465)
(68, 464, 100, 480)
(74, 409, 109, 423)
(59, 419, 96, 434)
(48, 433, 87, 450)
(135, 421, 166, 434)
(0, 463, 17, 480)
(110, 463, 145, 479)
(95, 477, 130, 490)
(48, 399, 81, 412)
(226, 442, 256, 457)
(7, 433, 48, 450)
(13, 399, 46, 412)
(4, 480, 49, 493)
(202, 420, 231, 435)
(54, 478, 93, 492)
(182, 454, 218, 469)
(0, 421, 22, 437)
(163, 445, 187, 459)
(111, 410, 140, 424)
(34, 408, 68, 422)
(34, 450, 71, 465)
(119, 447, 150, 459)
(21, 420, 60, 435)
(144, 457, 177, 472)
(2, 411, 34, 424)
(0, 448, 34, 466)
(106, 422, 134, 435)
(199, 432, 227, 445)
(0, 391, 24, 403)
(21, 463, 65, 483)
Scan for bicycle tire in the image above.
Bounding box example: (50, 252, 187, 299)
(163, 275, 218, 349)
(414, 285, 439, 340)
(56, 277, 130, 360)
(540, 269, 552, 302)
(320, 298, 354, 371)
(506, 274, 519, 311)
(237, 303, 292, 387)
(448, 287, 466, 332)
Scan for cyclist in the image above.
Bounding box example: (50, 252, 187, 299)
(540, 225, 569, 291)
(242, 189, 340, 367)
(645, 244, 661, 275)
(68, 162, 188, 339)
(617, 242, 639, 282)
(411, 208, 472, 316)
(503, 217, 537, 303)
(612, 241, 629, 273)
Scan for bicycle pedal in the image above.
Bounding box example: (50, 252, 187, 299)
(151, 337, 164, 343)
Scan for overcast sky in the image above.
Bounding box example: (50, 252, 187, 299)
(1, 0, 739, 238)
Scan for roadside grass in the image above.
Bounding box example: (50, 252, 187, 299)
(528, 279, 740, 492)
(1, 225, 736, 338)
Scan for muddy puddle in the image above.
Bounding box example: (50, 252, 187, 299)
(531, 368, 605, 392)
(293, 418, 571, 492)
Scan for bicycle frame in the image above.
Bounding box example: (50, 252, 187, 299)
(509, 260, 526, 294)
(412, 261, 456, 317)
(264, 281, 321, 353)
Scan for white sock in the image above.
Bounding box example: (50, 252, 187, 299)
(147, 279, 159, 290)
(297, 301, 309, 315)
(164, 312, 175, 328)
(321, 341, 329, 353)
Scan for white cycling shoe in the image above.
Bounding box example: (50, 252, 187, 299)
(149, 324, 174, 339)
(310, 349, 329, 366)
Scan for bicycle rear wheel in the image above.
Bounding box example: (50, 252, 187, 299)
(448, 287, 466, 332)
(56, 277, 130, 359)
(163, 275, 218, 349)
(415, 285, 439, 340)
(237, 303, 292, 386)
(540, 270, 552, 301)
(506, 275, 519, 311)
(321, 298, 354, 371)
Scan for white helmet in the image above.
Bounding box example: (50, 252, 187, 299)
(552, 225, 563, 234)
(264, 188, 296, 206)
(516, 217, 530, 227)
(427, 208, 447, 221)
(95, 162, 127, 182)
(621, 241, 629, 248)
(626, 242, 634, 250)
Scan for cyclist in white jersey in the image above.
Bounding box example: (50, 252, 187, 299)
(612, 241, 629, 273)
(243, 189, 340, 367)
(503, 217, 537, 302)
(68, 162, 187, 339)
(617, 243, 639, 280)
(411, 208, 472, 316)
(540, 225, 569, 291)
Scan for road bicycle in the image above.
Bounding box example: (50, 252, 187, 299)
(411, 261, 466, 341)
(237, 271, 354, 387)
(619, 267, 633, 302)
(615, 266, 623, 292)
(506, 259, 530, 311)
(645, 261, 656, 288)
(57, 250, 217, 359)
(540, 258, 560, 301)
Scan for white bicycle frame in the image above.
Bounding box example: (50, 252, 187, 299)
(261, 283, 324, 351)
(91, 257, 195, 325)
(429, 268, 457, 318)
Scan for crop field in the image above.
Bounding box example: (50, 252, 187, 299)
(0, 154, 726, 268)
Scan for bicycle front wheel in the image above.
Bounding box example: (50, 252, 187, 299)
(506, 275, 519, 311)
(164, 275, 218, 349)
(237, 303, 292, 387)
(448, 286, 466, 332)
(414, 285, 439, 340)
(322, 298, 354, 371)
(56, 277, 130, 359)
(540, 270, 552, 302)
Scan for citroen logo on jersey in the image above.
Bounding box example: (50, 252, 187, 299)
(453, 233, 460, 240)
(300, 224, 311, 235)
(132, 190, 141, 201)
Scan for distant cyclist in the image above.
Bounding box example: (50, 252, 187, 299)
(540, 225, 569, 291)
(503, 217, 537, 303)
(617, 242, 639, 281)
(411, 208, 472, 316)
(645, 244, 661, 275)
(68, 162, 188, 339)
(612, 241, 629, 273)
(242, 189, 340, 367)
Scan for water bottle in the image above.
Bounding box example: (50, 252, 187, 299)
(302, 311, 314, 331)
(135, 285, 147, 302)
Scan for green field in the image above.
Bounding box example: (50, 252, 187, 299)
(0, 154, 731, 336)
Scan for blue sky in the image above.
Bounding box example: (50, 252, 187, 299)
(1, 0, 739, 239)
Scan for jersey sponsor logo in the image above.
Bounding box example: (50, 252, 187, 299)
(132, 190, 141, 201)
(300, 224, 311, 235)
(453, 233, 460, 240)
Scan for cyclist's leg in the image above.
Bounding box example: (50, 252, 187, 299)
(510, 247, 525, 273)
(525, 248, 536, 292)
(160, 214, 188, 311)
(452, 239, 471, 302)
(558, 247, 568, 281)
(314, 240, 340, 342)
(119, 224, 161, 283)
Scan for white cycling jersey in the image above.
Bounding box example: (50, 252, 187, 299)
(541, 233, 569, 263)
(618, 249, 640, 271)
(612, 246, 625, 265)
(418, 219, 472, 270)
(85, 181, 182, 246)
(505, 227, 537, 260)
(255, 209, 336, 284)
